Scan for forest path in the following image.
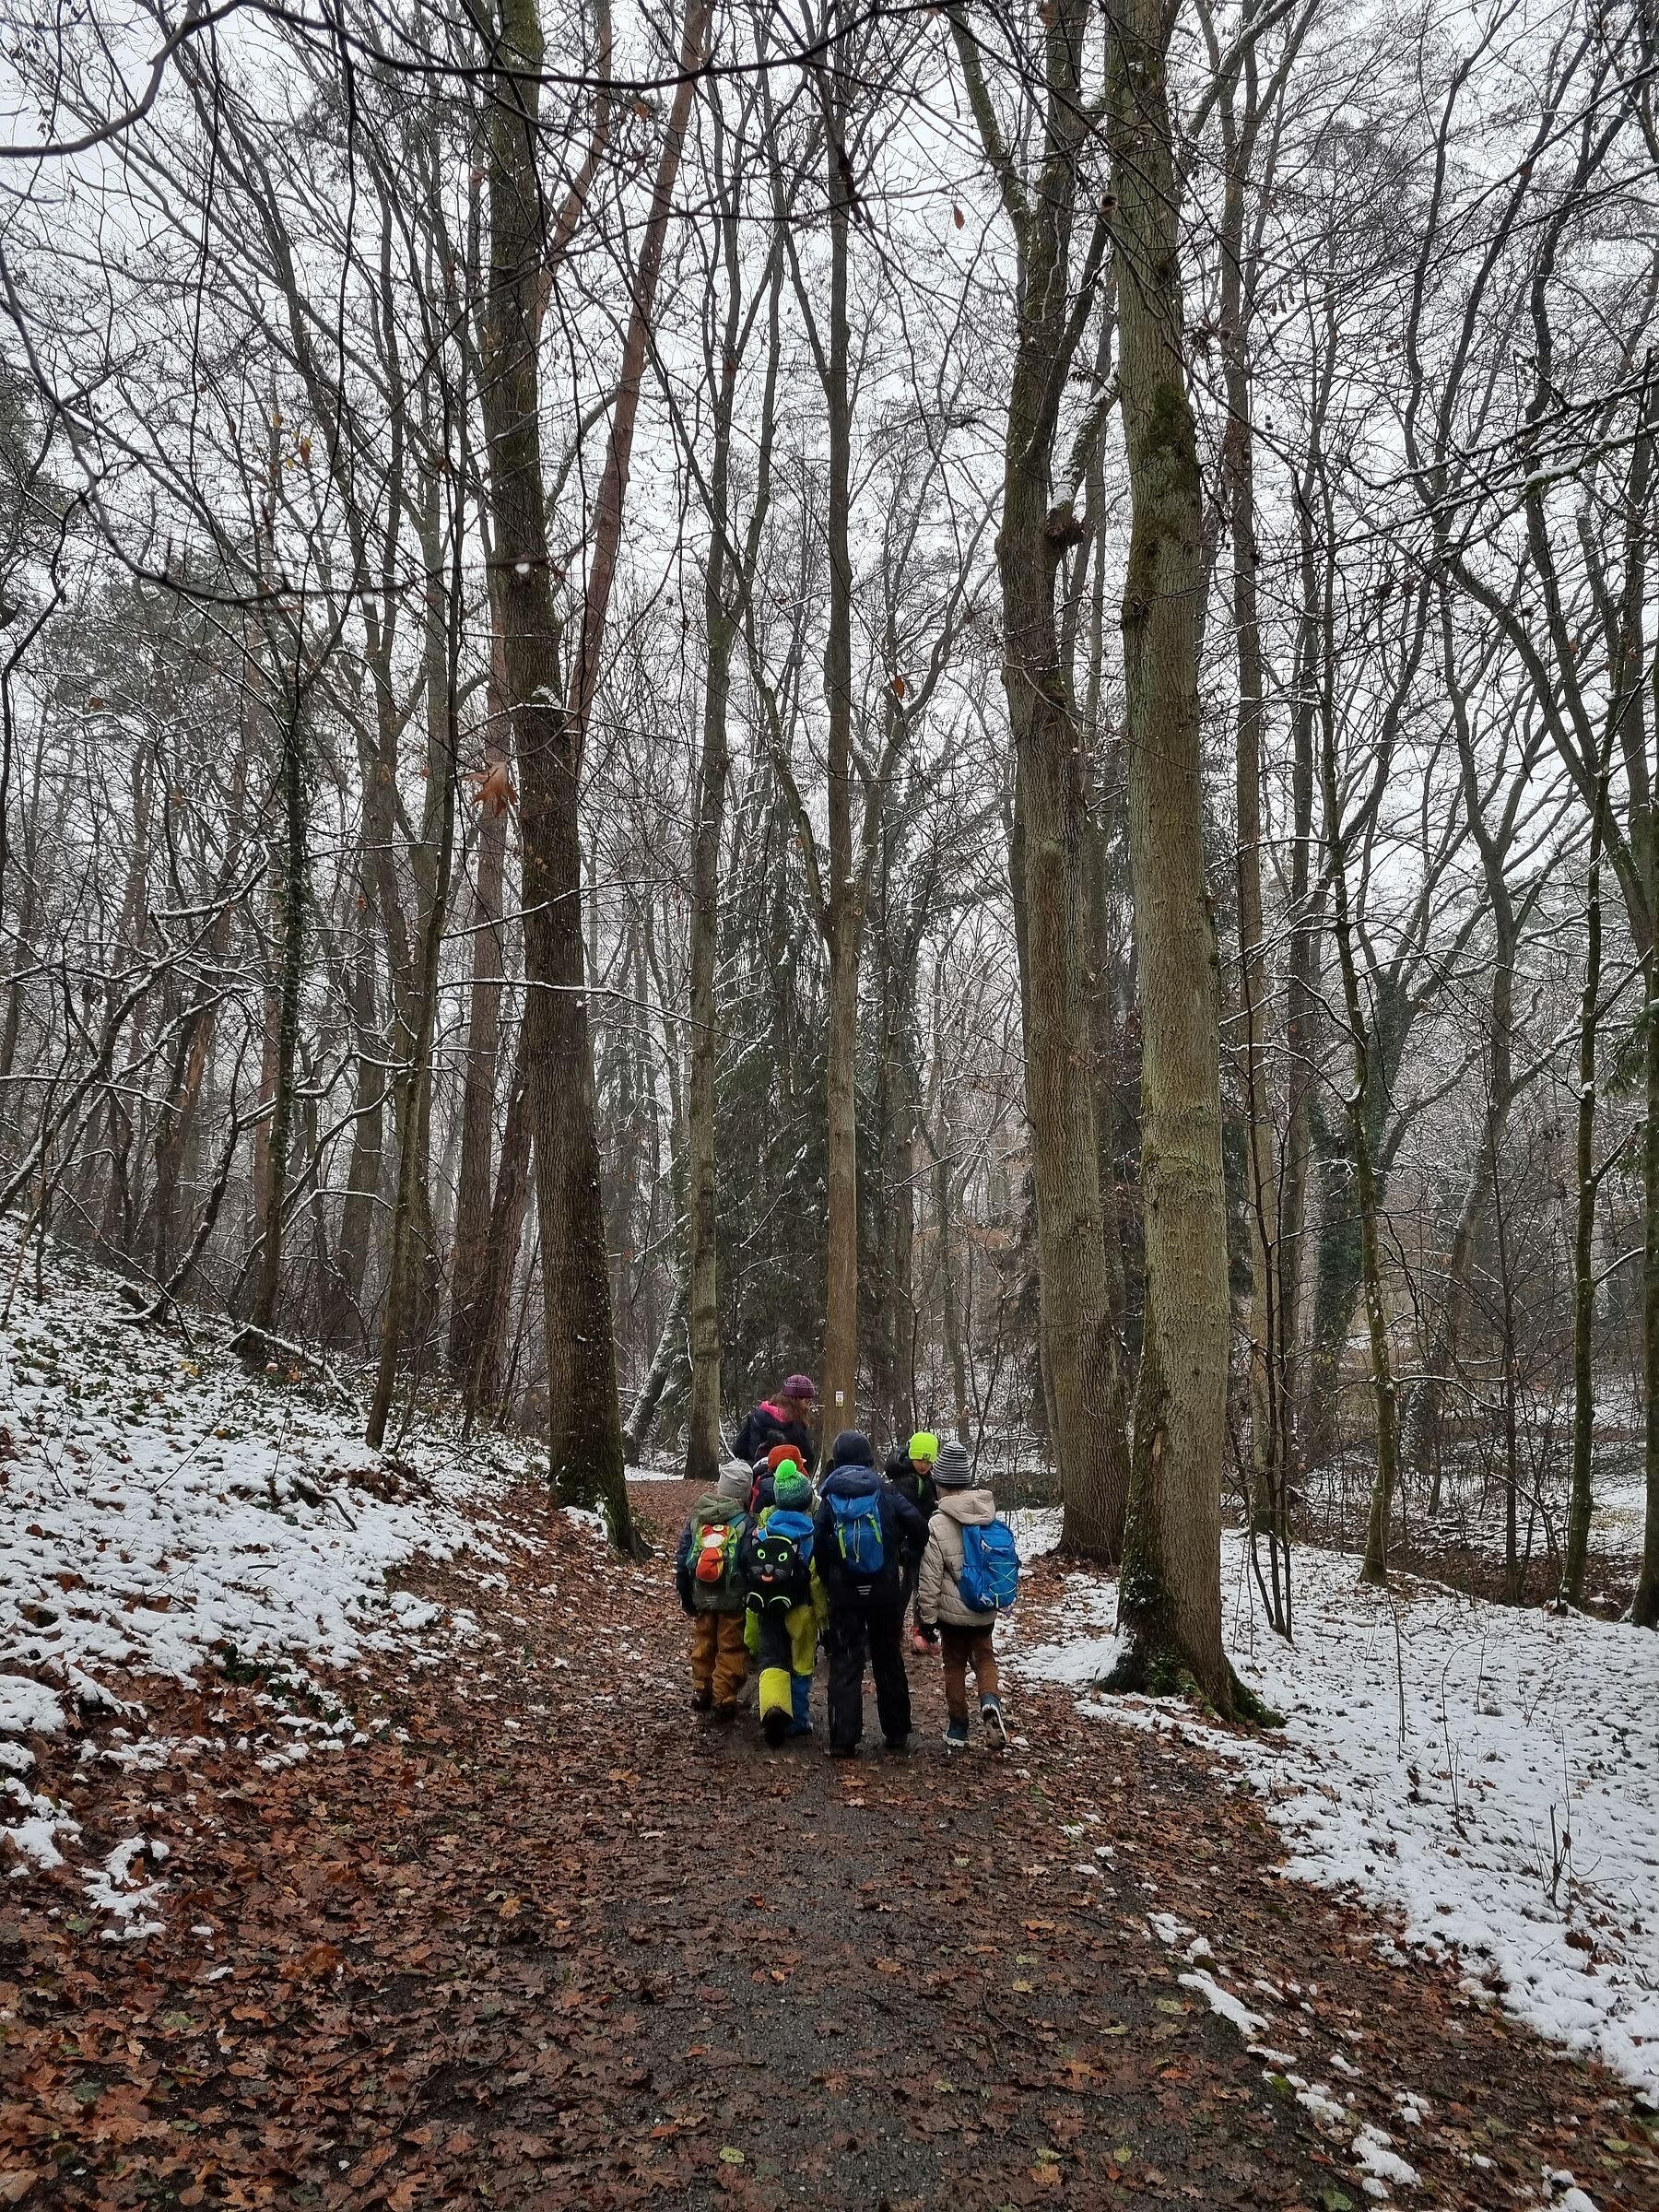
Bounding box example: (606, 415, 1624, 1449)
(9, 1477, 1653, 2211)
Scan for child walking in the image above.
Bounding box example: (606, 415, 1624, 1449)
(916, 1440, 1012, 1749)
(740, 1459, 821, 1746)
(674, 1461, 752, 1722)
(814, 1430, 927, 1758)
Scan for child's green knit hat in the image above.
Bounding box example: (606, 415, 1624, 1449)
(772, 1462, 812, 1510)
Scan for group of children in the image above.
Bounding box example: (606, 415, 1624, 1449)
(674, 1417, 1020, 1758)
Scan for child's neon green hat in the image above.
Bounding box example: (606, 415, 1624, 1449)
(908, 1431, 939, 1464)
(773, 1463, 812, 1509)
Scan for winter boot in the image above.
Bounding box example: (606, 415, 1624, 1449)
(882, 1734, 910, 1757)
(943, 1717, 970, 1750)
(711, 1701, 738, 1726)
(691, 1687, 713, 1713)
(981, 1698, 1008, 1747)
(827, 1741, 859, 1759)
(762, 1705, 790, 1748)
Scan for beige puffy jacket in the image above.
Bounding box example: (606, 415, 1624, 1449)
(916, 1488, 997, 1629)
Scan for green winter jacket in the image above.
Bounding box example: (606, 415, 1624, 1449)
(675, 1492, 750, 1615)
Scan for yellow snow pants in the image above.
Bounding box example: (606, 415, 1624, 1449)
(755, 1603, 818, 1724)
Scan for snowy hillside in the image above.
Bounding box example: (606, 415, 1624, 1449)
(1013, 1525, 1659, 2106)
(0, 1238, 528, 1884)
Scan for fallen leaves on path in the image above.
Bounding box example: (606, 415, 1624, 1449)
(0, 1475, 1652, 2210)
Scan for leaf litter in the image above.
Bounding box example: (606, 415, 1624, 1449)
(0, 1253, 1653, 2208)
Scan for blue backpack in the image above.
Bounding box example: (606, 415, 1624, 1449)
(830, 1488, 887, 1579)
(957, 1519, 1020, 1613)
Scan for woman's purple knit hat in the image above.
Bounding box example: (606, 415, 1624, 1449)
(782, 1372, 817, 1402)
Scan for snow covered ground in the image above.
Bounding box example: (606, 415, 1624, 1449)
(1014, 1524, 1659, 2104)
(1299, 1440, 1646, 1581)
(0, 1235, 527, 1885)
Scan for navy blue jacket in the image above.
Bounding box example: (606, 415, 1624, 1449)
(813, 1463, 926, 1606)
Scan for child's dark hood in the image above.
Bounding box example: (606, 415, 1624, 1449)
(819, 1462, 881, 1500)
(828, 1428, 875, 1470)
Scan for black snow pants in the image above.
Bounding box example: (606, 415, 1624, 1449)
(826, 1591, 912, 1750)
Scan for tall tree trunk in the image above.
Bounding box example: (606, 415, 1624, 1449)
(950, 0, 1130, 1561)
(1413, 586, 1520, 1512)
(1283, 465, 1333, 1478)
(685, 224, 780, 1487)
(0, 720, 49, 1113)
(934, 1135, 971, 1444)
(149, 735, 249, 1282)
(1629, 396, 1659, 1631)
(481, 127, 627, 1524)
(1562, 777, 1606, 1607)
(482, 0, 703, 1541)
(888, 1006, 920, 1441)
(1079, 311, 1130, 1342)
(624, 1269, 686, 1465)
(1222, 245, 1280, 1584)
(366, 651, 457, 1446)
(1084, 802, 1130, 1336)
(1104, 0, 1233, 1711)
(449, 599, 511, 1381)
(329, 904, 384, 1341)
(468, 1033, 534, 1421)
(1324, 764, 1399, 1588)
(1637, 824, 1659, 1629)
(686, 590, 733, 1483)
(819, 43, 860, 1436)
(252, 697, 306, 1335)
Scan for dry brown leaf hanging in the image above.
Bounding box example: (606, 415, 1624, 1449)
(475, 759, 519, 818)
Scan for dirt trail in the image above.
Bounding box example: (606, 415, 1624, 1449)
(4, 1478, 1653, 2210)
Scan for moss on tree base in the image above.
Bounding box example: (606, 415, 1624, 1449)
(1094, 1641, 1283, 1730)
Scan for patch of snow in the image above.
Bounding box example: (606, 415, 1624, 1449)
(1007, 1506, 1062, 1561)
(1179, 1968, 1266, 2038)
(1020, 1632, 1123, 1684)
(3, 1776, 75, 1866)
(1287, 2073, 1348, 2129)
(1018, 1531, 1659, 2101)
(0, 1237, 522, 1707)
(562, 1505, 606, 1540)
(0, 1675, 65, 1735)
(86, 1835, 167, 1935)
(1353, 2123, 1419, 2189)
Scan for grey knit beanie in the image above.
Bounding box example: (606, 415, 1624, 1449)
(934, 1440, 973, 1489)
(716, 1460, 751, 1503)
